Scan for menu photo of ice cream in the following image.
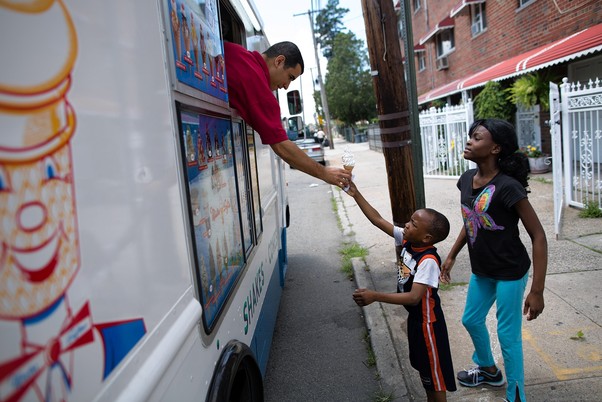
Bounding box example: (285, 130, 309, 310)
(167, 0, 227, 101)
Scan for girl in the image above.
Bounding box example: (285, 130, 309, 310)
(440, 119, 548, 402)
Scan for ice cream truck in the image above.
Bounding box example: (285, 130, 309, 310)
(0, 0, 290, 401)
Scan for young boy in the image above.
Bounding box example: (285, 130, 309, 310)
(346, 181, 456, 402)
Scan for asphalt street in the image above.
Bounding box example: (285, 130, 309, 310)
(263, 166, 382, 401)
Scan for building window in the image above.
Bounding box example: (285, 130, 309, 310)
(436, 29, 454, 57)
(413, 0, 420, 12)
(470, 3, 487, 36)
(518, 0, 537, 8)
(416, 52, 425, 71)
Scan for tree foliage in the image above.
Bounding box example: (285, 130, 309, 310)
(324, 32, 376, 126)
(473, 81, 514, 122)
(315, 0, 349, 59)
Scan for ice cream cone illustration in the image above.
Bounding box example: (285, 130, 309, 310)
(1, 0, 80, 318)
(191, 13, 199, 70)
(182, 5, 190, 61)
(0, 3, 146, 400)
(170, 0, 181, 61)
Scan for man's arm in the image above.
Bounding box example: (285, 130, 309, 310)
(270, 140, 351, 187)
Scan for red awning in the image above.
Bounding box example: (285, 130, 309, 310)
(418, 23, 602, 104)
(414, 44, 426, 52)
(419, 17, 455, 45)
(450, 0, 486, 17)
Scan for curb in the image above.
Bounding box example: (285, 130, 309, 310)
(333, 185, 411, 401)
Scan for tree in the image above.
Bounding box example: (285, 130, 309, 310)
(313, 89, 322, 120)
(324, 32, 376, 128)
(315, 0, 349, 59)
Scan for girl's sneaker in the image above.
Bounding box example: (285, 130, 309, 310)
(457, 366, 505, 387)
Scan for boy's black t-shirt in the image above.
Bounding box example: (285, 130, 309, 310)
(458, 169, 531, 280)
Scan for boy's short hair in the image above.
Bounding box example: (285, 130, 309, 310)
(423, 208, 450, 244)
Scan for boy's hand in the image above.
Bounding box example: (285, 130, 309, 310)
(353, 288, 375, 306)
(344, 180, 357, 196)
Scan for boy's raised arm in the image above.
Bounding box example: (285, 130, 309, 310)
(345, 182, 394, 237)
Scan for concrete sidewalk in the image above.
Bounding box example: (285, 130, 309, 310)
(326, 137, 602, 402)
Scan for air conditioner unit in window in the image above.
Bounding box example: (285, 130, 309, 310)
(436, 56, 449, 70)
(471, 23, 481, 36)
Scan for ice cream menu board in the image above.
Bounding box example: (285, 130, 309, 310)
(180, 110, 242, 329)
(167, 0, 227, 102)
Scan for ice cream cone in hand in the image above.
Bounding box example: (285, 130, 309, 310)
(341, 148, 355, 191)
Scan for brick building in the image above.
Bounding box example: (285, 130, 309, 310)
(396, 0, 601, 106)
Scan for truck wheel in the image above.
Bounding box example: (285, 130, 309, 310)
(206, 341, 263, 402)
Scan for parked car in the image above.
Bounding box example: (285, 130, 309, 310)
(294, 138, 325, 165)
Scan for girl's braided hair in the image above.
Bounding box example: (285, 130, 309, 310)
(468, 119, 530, 188)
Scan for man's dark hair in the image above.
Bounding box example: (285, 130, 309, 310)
(424, 208, 450, 244)
(263, 41, 304, 74)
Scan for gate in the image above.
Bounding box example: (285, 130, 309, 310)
(418, 101, 474, 178)
(559, 77, 602, 212)
(548, 82, 563, 238)
(516, 105, 541, 149)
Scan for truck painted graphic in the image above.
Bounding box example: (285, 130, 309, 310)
(0, 2, 145, 401)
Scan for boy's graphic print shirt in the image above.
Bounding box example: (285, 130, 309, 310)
(393, 227, 442, 323)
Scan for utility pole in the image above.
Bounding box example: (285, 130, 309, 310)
(399, 0, 425, 210)
(360, 0, 424, 231)
(294, 9, 334, 149)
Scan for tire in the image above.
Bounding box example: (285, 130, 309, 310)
(206, 341, 263, 402)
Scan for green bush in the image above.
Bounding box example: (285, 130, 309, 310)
(474, 81, 514, 122)
(579, 201, 602, 218)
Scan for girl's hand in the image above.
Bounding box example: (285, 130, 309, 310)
(440, 257, 455, 284)
(352, 288, 375, 306)
(523, 291, 544, 320)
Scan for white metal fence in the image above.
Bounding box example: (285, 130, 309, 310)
(367, 102, 474, 178)
(559, 77, 602, 210)
(418, 101, 475, 178)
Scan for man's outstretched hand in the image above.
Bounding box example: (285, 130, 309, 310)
(323, 166, 352, 189)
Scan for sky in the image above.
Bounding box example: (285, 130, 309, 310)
(251, 0, 367, 125)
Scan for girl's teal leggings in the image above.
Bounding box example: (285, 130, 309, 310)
(462, 272, 529, 402)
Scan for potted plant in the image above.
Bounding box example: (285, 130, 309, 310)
(520, 145, 551, 173)
(507, 72, 552, 111)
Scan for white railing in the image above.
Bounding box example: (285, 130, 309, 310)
(418, 101, 475, 178)
(559, 77, 602, 210)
